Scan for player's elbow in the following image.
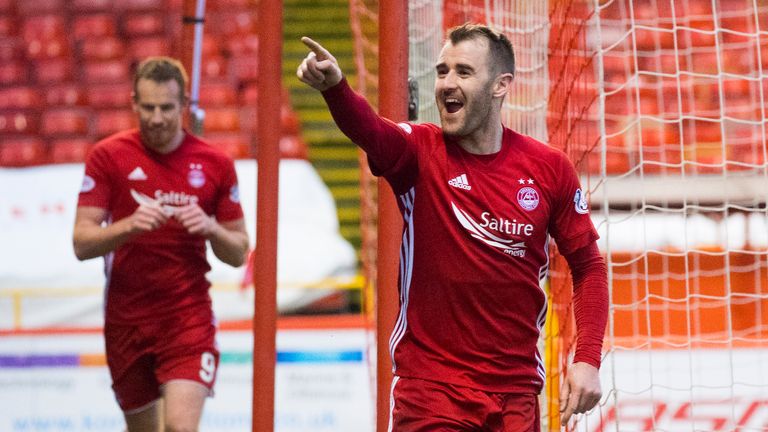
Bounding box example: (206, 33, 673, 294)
(72, 242, 93, 261)
(216, 240, 249, 267)
(72, 232, 105, 261)
(222, 253, 246, 268)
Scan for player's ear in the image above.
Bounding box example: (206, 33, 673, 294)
(493, 72, 514, 99)
(131, 92, 139, 113)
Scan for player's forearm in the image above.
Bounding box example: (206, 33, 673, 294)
(322, 78, 408, 156)
(207, 222, 249, 267)
(564, 242, 609, 368)
(73, 218, 135, 260)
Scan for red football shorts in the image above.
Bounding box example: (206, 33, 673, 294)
(104, 313, 220, 412)
(390, 376, 540, 431)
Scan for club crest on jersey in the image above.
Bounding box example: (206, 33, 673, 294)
(188, 163, 205, 188)
(517, 187, 539, 211)
(573, 188, 589, 214)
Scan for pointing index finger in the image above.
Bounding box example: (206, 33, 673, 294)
(301, 36, 330, 61)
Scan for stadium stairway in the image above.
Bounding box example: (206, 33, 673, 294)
(283, 0, 363, 252)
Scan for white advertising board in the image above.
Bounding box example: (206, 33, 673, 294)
(0, 329, 375, 432)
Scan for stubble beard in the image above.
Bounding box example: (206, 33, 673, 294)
(140, 124, 175, 152)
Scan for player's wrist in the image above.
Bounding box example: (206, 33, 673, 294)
(204, 218, 222, 240)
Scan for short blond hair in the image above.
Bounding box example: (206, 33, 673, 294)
(448, 23, 515, 76)
(133, 56, 189, 102)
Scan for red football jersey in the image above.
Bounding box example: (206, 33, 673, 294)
(77, 129, 244, 325)
(324, 80, 599, 393)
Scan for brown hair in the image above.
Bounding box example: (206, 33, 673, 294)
(448, 23, 515, 77)
(132, 56, 188, 102)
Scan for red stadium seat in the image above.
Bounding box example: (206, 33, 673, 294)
(123, 13, 166, 37)
(0, 16, 17, 37)
(238, 106, 256, 133)
(280, 135, 309, 160)
(0, 0, 13, 13)
(0, 37, 25, 61)
(599, 152, 631, 175)
(34, 58, 75, 84)
(209, 0, 258, 10)
(240, 83, 258, 105)
(0, 87, 42, 110)
(127, 37, 170, 61)
(17, 0, 65, 15)
(281, 105, 301, 137)
(26, 37, 69, 60)
(0, 137, 47, 166)
(200, 36, 222, 57)
(80, 37, 127, 60)
(210, 11, 258, 37)
(199, 82, 238, 106)
(230, 56, 259, 82)
(40, 108, 90, 136)
(201, 55, 228, 78)
(115, 0, 165, 11)
(68, 0, 114, 12)
(44, 83, 86, 107)
(0, 60, 28, 86)
(83, 60, 130, 83)
(94, 109, 136, 138)
(225, 34, 259, 56)
(87, 83, 133, 108)
(202, 107, 241, 132)
(0, 111, 39, 135)
(21, 15, 66, 42)
(203, 133, 251, 159)
(50, 138, 92, 163)
(719, 16, 754, 39)
(760, 9, 768, 33)
(73, 14, 117, 41)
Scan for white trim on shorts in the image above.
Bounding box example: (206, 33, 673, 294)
(123, 398, 160, 415)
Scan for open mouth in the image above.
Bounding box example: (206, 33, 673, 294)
(445, 98, 464, 114)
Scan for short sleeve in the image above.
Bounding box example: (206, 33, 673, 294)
(77, 145, 113, 210)
(214, 158, 244, 222)
(548, 154, 599, 255)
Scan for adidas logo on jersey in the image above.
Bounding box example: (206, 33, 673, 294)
(128, 167, 147, 181)
(448, 174, 472, 190)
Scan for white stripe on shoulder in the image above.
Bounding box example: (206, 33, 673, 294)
(397, 122, 413, 134)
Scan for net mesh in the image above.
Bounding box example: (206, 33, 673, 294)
(349, 0, 768, 430)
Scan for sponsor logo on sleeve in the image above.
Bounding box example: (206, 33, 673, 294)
(573, 188, 589, 214)
(229, 184, 240, 203)
(397, 122, 413, 134)
(80, 175, 95, 193)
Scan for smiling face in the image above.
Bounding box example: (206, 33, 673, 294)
(132, 78, 185, 154)
(434, 37, 499, 138)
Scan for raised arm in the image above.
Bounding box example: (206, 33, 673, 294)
(297, 37, 415, 179)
